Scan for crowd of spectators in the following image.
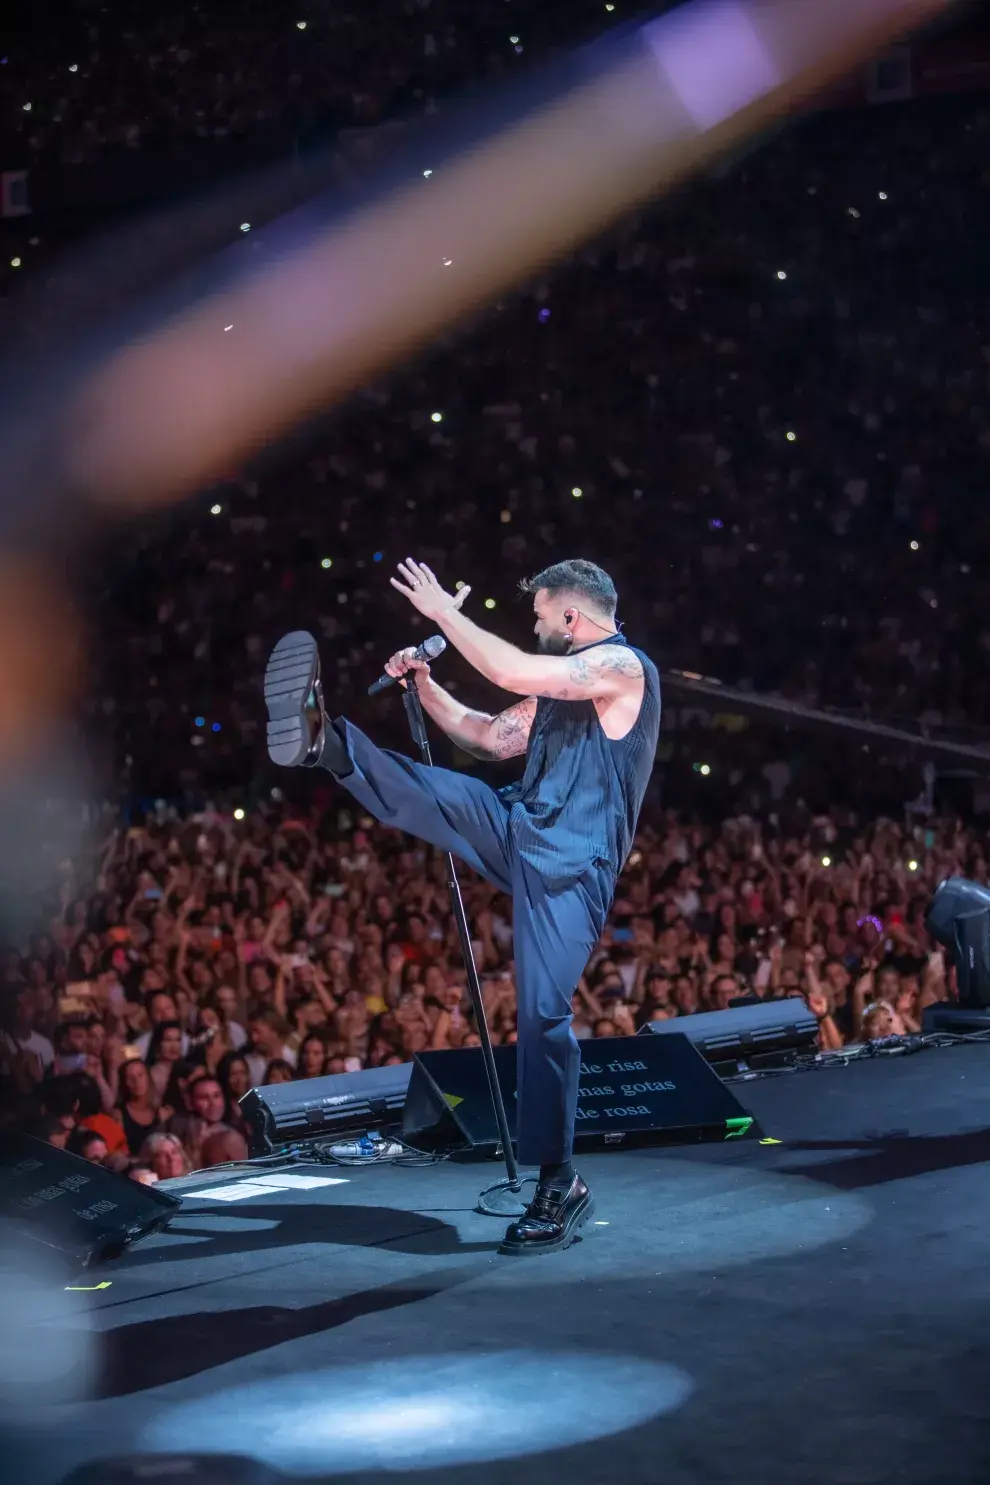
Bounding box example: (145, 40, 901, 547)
(2, 0, 614, 168)
(0, 10, 988, 1175)
(0, 798, 970, 1177)
(47, 84, 987, 808)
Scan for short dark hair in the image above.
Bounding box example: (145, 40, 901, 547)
(43, 1072, 102, 1119)
(519, 559, 617, 618)
(66, 1127, 106, 1158)
(190, 1074, 223, 1094)
(249, 1006, 290, 1036)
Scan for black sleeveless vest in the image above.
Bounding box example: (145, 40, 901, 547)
(498, 633, 661, 891)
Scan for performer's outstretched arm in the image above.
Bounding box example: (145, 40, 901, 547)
(390, 558, 642, 701)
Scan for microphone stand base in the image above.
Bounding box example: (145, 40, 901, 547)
(476, 1174, 537, 1219)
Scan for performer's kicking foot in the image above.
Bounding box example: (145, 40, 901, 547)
(499, 1172, 594, 1256)
(265, 629, 350, 773)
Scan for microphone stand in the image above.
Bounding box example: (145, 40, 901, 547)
(400, 676, 524, 1211)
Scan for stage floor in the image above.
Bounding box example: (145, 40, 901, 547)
(8, 1041, 990, 1485)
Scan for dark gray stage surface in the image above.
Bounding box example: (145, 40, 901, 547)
(7, 1042, 990, 1485)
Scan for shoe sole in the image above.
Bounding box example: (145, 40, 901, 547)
(497, 1195, 596, 1257)
(265, 630, 320, 767)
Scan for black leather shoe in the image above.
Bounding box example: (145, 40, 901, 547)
(264, 631, 328, 767)
(498, 1174, 594, 1257)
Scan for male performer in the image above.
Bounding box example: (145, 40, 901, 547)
(264, 557, 660, 1254)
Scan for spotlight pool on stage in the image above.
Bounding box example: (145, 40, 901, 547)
(143, 1349, 694, 1473)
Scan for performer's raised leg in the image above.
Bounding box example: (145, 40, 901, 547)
(265, 629, 513, 890)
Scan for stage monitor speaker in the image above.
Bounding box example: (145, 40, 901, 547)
(0, 1132, 180, 1268)
(402, 1034, 755, 1156)
(921, 1001, 990, 1034)
(639, 996, 818, 1074)
(241, 1062, 414, 1154)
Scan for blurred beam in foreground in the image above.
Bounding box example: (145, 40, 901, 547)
(61, 0, 952, 513)
(663, 673, 990, 772)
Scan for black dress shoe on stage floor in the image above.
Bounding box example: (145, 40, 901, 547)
(265, 630, 329, 767)
(499, 1174, 594, 1257)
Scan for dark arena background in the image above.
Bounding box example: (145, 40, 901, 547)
(5, 2, 990, 1483)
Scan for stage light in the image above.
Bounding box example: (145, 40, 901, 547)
(821, 855, 831, 867)
(22, 103, 31, 112)
(786, 430, 797, 442)
(485, 599, 496, 609)
(212, 723, 221, 733)
(878, 191, 888, 200)
(296, 19, 307, 27)
(455, 580, 466, 590)
(442, 257, 453, 267)
(572, 486, 583, 498)
(431, 411, 443, 422)
(927, 878, 990, 1002)
(240, 222, 251, 233)
(910, 540, 919, 550)
(606, 3, 615, 9)
(10, 258, 20, 268)
(210, 503, 222, 514)
(538, 307, 551, 321)
(233, 808, 245, 821)
(69, 64, 78, 72)
(500, 511, 511, 523)
(423, 169, 433, 178)
(908, 859, 918, 872)
(776, 270, 787, 280)
(373, 551, 383, 562)
(320, 557, 332, 569)
(224, 324, 233, 332)
(510, 35, 520, 44)
(847, 207, 860, 218)
(194, 716, 205, 727)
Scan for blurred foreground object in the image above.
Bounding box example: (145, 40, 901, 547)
(0, 556, 79, 771)
(0, 1235, 97, 1417)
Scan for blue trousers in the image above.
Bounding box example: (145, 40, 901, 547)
(325, 719, 614, 1165)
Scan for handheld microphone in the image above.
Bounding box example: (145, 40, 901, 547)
(367, 634, 446, 696)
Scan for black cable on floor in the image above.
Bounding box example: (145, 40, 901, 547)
(723, 1024, 990, 1085)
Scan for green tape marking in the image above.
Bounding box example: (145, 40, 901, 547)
(724, 1117, 754, 1140)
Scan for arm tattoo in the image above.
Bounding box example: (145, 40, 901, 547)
(537, 648, 643, 701)
(454, 708, 499, 760)
(488, 696, 538, 760)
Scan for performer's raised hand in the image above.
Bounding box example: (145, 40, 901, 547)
(390, 558, 469, 621)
